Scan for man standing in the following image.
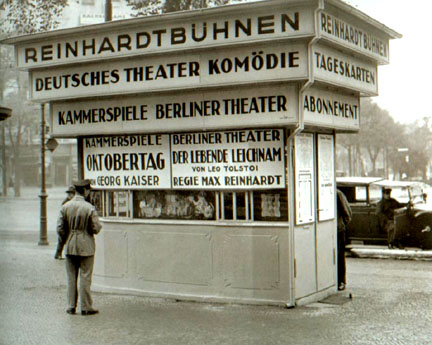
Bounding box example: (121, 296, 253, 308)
(337, 189, 352, 291)
(57, 179, 102, 315)
(376, 188, 403, 249)
(54, 185, 75, 260)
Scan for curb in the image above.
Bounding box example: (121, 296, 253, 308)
(349, 247, 432, 260)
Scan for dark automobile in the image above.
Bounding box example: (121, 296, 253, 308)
(337, 177, 432, 249)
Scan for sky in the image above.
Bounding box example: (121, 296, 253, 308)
(344, 0, 432, 124)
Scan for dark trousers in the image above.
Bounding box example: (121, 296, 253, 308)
(386, 220, 398, 246)
(65, 255, 95, 311)
(337, 230, 346, 285)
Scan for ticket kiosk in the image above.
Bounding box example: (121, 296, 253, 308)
(3, 0, 400, 306)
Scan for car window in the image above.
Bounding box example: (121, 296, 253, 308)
(369, 185, 382, 202)
(409, 186, 425, 204)
(355, 186, 367, 202)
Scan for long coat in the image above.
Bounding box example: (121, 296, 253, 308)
(57, 195, 102, 256)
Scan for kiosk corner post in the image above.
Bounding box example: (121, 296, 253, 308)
(39, 103, 49, 246)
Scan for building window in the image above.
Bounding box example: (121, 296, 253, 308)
(93, 189, 288, 222)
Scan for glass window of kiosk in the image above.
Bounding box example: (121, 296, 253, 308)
(91, 189, 288, 222)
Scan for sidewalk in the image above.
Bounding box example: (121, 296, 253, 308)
(2, 187, 432, 344)
(0, 235, 352, 345)
(2, 234, 432, 345)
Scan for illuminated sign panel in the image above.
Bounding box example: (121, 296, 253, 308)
(312, 44, 378, 95)
(51, 84, 298, 136)
(303, 86, 359, 130)
(17, 6, 314, 68)
(319, 11, 389, 64)
(31, 43, 307, 101)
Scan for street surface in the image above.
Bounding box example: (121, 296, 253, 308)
(1, 187, 432, 345)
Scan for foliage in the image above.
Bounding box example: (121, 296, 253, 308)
(337, 99, 432, 181)
(0, 0, 68, 196)
(125, 0, 231, 16)
(402, 118, 432, 180)
(0, 0, 68, 35)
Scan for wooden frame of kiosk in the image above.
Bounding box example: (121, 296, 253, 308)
(2, 0, 400, 306)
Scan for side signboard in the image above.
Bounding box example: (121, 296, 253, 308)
(303, 86, 359, 131)
(51, 85, 298, 136)
(31, 43, 307, 101)
(319, 11, 389, 64)
(83, 129, 286, 190)
(312, 44, 378, 95)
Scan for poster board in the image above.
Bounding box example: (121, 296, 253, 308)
(83, 129, 286, 190)
(294, 133, 315, 225)
(317, 134, 335, 221)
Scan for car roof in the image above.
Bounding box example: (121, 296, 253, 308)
(336, 177, 384, 187)
(374, 179, 423, 188)
(337, 177, 424, 189)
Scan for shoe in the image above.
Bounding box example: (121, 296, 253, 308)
(66, 308, 76, 314)
(81, 309, 99, 316)
(338, 283, 345, 291)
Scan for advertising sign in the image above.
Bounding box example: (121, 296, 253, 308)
(312, 44, 378, 95)
(31, 43, 307, 101)
(83, 134, 172, 189)
(319, 11, 389, 64)
(84, 129, 286, 190)
(16, 6, 314, 68)
(303, 86, 359, 131)
(51, 84, 298, 136)
(171, 129, 286, 190)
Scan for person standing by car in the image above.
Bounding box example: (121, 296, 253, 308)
(54, 185, 76, 260)
(337, 189, 352, 291)
(376, 188, 404, 249)
(57, 179, 102, 315)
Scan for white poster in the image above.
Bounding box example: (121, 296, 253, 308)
(84, 129, 286, 190)
(294, 133, 315, 224)
(171, 129, 285, 190)
(83, 134, 171, 189)
(317, 134, 335, 221)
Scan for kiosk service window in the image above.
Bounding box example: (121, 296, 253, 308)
(91, 189, 288, 222)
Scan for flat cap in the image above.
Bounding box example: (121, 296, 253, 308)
(73, 179, 91, 188)
(382, 187, 392, 193)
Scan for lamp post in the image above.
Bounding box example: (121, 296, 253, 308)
(0, 106, 12, 196)
(39, 103, 59, 246)
(39, 103, 48, 245)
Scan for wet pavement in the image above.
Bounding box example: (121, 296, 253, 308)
(1, 187, 432, 344)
